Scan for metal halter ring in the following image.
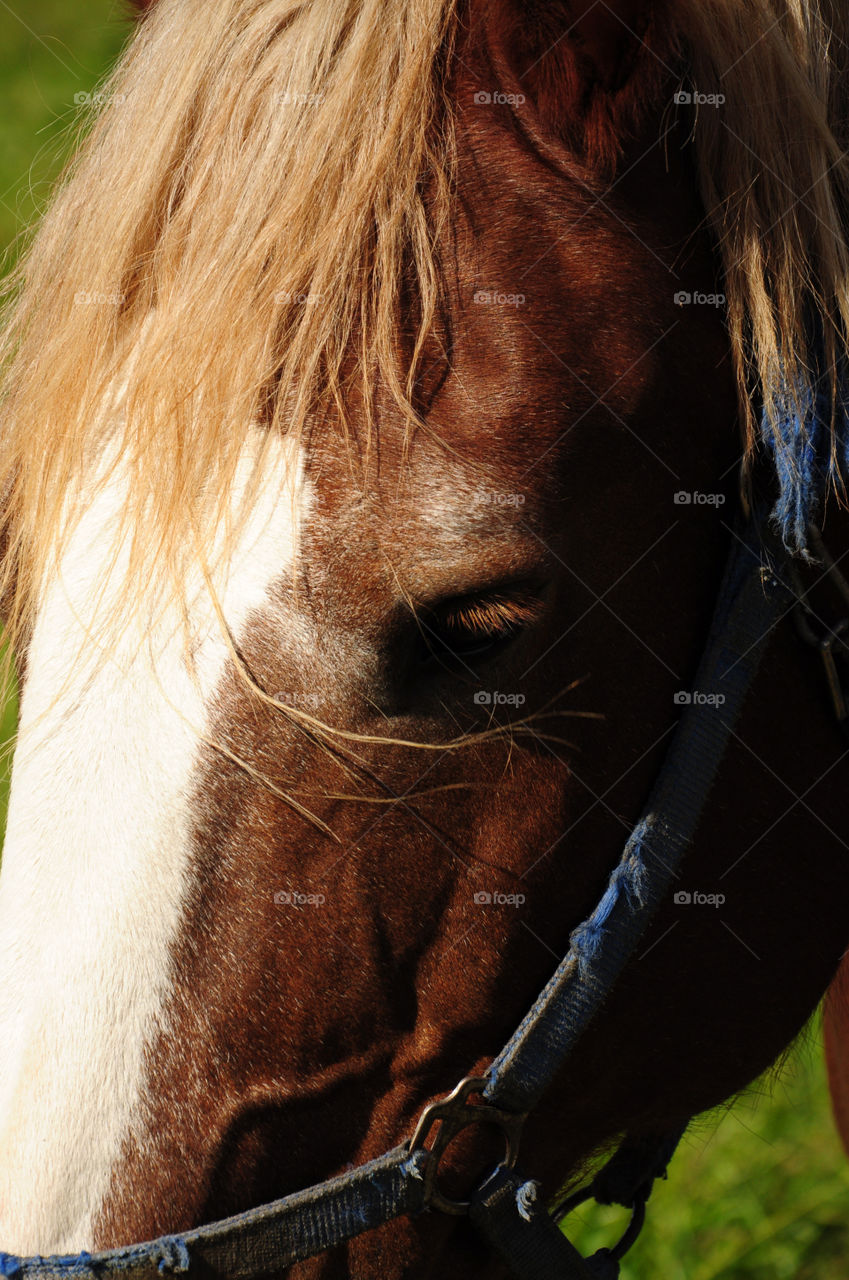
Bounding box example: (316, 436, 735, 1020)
(553, 1183, 649, 1265)
(408, 1076, 527, 1215)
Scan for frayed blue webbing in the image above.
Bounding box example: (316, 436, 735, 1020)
(568, 844, 648, 974)
(0, 1258, 96, 1280)
(760, 326, 849, 555)
(515, 1180, 541, 1223)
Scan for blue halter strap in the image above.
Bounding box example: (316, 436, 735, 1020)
(482, 515, 790, 1118)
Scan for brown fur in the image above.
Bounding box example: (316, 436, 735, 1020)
(86, 8, 849, 1278)
(2, 0, 849, 678)
(5, 2, 849, 1277)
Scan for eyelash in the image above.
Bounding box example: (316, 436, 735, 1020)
(439, 593, 544, 639)
(419, 592, 543, 664)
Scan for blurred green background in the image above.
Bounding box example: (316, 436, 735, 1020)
(0, 3, 848, 1275)
(0, 1, 130, 833)
(0, 0, 130, 260)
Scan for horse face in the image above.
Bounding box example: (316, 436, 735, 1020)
(3, 4, 849, 1278)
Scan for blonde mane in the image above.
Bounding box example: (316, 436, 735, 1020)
(0, 0, 848, 660)
(681, 0, 849, 460)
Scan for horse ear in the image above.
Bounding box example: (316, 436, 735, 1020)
(479, 0, 672, 169)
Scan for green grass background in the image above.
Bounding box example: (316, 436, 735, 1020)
(0, 3, 848, 1275)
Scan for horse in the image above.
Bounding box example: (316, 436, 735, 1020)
(2, 0, 849, 1276)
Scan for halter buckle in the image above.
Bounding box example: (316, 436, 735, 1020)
(408, 1076, 526, 1215)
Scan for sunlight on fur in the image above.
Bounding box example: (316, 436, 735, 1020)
(0, 0, 847, 781)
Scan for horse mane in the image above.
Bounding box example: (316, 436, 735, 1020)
(0, 0, 459, 657)
(0, 0, 847, 658)
(681, 0, 849, 486)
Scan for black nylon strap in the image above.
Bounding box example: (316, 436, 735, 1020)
(468, 1168, 604, 1280)
(0, 1147, 428, 1280)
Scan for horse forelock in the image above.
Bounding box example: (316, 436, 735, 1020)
(0, 0, 847, 671)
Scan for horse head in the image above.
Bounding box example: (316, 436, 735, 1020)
(2, 2, 849, 1276)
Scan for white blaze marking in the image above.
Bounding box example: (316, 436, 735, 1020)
(0, 429, 308, 1253)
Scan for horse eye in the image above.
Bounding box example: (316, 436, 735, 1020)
(415, 589, 543, 669)
(424, 616, 520, 662)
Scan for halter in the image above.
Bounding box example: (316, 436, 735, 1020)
(3, 389, 848, 1279)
